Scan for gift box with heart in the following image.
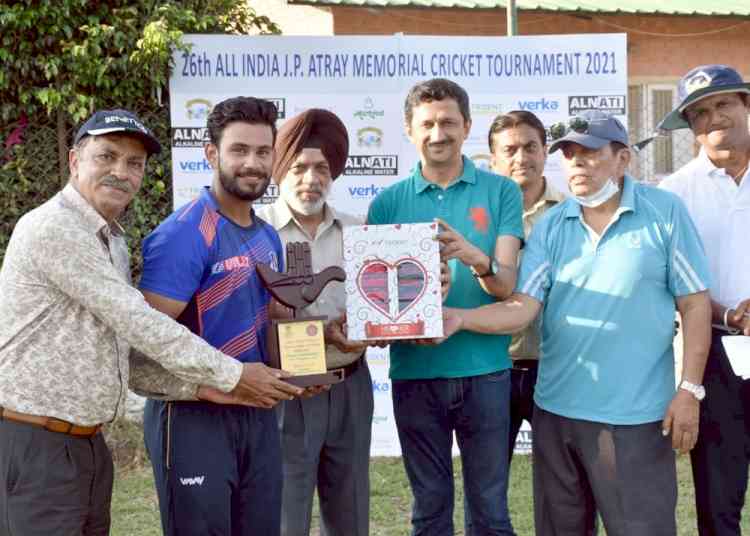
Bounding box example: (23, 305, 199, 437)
(343, 222, 443, 340)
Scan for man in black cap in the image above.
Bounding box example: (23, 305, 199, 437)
(257, 108, 373, 536)
(658, 64, 750, 536)
(0, 109, 283, 535)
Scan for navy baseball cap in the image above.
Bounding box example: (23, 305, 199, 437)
(548, 111, 629, 154)
(74, 109, 161, 155)
(657, 64, 750, 131)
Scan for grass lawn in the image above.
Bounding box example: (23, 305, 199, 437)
(111, 453, 744, 535)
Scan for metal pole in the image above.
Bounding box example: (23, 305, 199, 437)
(506, 0, 518, 36)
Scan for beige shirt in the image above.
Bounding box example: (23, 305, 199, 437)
(0, 185, 242, 426)
(508, 179, 565, 361)
(257, 199, 363, 369)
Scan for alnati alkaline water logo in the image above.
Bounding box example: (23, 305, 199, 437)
(354, 97, 385, 120)
(568, 95, 626, 115)
(266, 98, 286, 119)
(172, 127, 210, 148)
(344, 155, 398, 176)
(253, 183, 279, 206)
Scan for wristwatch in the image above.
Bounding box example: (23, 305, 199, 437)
(473, 256, 499, 278)
(679, 380, 706, 401)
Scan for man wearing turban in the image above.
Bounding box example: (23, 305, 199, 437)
(257, 108, 373, 536)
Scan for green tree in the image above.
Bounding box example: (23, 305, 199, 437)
(0, 0, 280, 273)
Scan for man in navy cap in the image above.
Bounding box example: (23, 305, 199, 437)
(0, 109, 287, 535)
(658, 64, 750, 536)
(441, 110, 712, 535)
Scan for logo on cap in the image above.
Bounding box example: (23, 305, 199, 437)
(684, 71, 713, 96)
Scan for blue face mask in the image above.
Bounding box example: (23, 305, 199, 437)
(572, 177, 620, 208)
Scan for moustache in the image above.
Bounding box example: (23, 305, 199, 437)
(100, 175, 135, 194)
(236, 168, 268, 179)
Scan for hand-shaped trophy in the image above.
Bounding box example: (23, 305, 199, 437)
(257, 242, 346, 386)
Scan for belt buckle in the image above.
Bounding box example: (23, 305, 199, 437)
(45, 417, 73, 435)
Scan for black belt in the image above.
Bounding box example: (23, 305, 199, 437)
(512, 359, 538, 371)
(329, 354, 365, 380)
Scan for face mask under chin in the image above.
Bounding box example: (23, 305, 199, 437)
(571, 177, 620, 208)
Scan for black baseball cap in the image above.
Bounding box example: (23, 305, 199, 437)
(74, 109, 161, 155)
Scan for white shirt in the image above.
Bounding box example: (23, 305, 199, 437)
(659, 149, 750, 309)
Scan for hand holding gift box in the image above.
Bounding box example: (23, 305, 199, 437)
(343, 222, 444, 340)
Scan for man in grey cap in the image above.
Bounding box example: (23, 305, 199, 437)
(0, 109, 298, 535)
(441, 110, 712, 535)
(658, 64, 750, 536)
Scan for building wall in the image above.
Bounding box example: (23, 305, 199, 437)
(331, 8, 750, 80)
(253, 0, 334, 35)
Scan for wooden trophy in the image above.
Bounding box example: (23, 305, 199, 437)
(257, 241, 346, 387)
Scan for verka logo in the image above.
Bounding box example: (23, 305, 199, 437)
(266, 98, 286, 119)
(354, 97, 385, 120)
(185, 98, 212, 121)
(568, 95, 626, 115)
(178, 158, 212, 173)
(357, 127, 383, 149)
(518, 98, 559, 112)
(344, 155, 398, 176)
(171, 127, 210, 148)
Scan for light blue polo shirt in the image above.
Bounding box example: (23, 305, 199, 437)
(518, 176, 710, 424)
(368, 156, 523, 380)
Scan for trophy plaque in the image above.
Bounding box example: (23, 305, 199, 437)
(257, 241, 346, 387)
(343, 222, 443, 341)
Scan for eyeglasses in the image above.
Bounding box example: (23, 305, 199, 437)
(548, 116, 590, 141)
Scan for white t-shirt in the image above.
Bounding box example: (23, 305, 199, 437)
(660, 149, 750, 309)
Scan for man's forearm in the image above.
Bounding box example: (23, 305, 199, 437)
(477, 262, 516, 300)
(456, 293, 540, 335)
(128, 350, 200, 401)
(679, 293, 712, 385)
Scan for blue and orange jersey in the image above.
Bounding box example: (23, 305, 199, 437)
(140, 187, 283, 364)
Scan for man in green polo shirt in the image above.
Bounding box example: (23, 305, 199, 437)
(442, 111, 712, 536)
(367, 78, 523, 536)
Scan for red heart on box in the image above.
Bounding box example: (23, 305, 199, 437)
(358, 259, 427, 321)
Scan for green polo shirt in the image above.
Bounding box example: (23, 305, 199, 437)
(367, 156, 523, 380)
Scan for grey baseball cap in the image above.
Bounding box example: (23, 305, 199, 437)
(548, 111, 629, 154)
(657, 64, 750, 131)
(74, 109, 161, 155)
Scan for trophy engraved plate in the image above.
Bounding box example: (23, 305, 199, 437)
(257, 242, 346, 387)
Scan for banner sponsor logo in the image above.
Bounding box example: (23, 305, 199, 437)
(344, 154, 398, 176)
(254, 183, 279, 205)
(357, 127, 383, 148)
(266, 97, 286, 119)
(178, 158, 212, 173)
(568, 94, 626, 115)
(172, 127, 210, 148)
(347, 183, 387, 200)
(518, 97, 560, 112)
(185, 98, 212, 121)
(354, 97, 385, 120)
(372, 380, 391, 392)
(470, 153, 492, 171)
(471, 103, 503, 116)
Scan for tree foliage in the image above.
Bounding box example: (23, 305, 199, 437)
(0, 0, 280, 273)
(0, 0, 279, 121)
